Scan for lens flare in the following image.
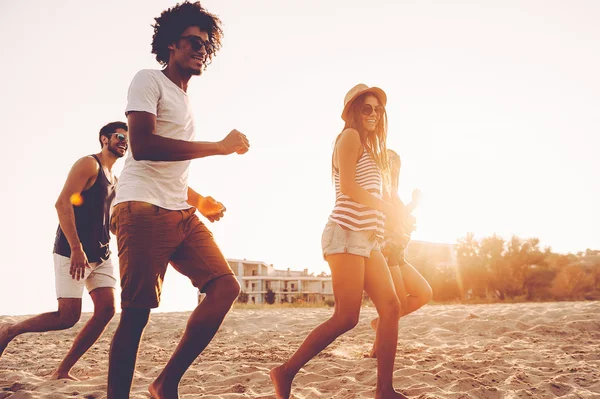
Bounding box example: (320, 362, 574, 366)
(70, 193, 84, 206)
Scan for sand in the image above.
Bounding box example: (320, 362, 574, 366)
(1, 301, 599, 398)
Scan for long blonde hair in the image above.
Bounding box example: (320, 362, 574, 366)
(332, 93, 390, 188)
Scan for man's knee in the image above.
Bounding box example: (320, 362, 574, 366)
(91, 289, 116, 323)
(94, 304, 116, 324)
(207, 275, 240, 303)
(120, 308, 151, 333)
(57, 302, 82, 329)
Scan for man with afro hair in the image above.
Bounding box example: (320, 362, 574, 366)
(107, 2, 250, 398)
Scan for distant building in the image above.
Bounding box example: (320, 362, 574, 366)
(228, 259, 333, 304)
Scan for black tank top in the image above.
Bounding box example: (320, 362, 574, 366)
(53, 155, 116, 262)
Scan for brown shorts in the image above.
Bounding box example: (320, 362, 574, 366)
(110, 201, 234, 309)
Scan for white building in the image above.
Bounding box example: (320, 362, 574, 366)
(228, 259, 333, 304)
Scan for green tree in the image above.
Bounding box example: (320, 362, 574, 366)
(456, 233, 488, 299)
(265, 289, 276, 304)
(480, 234, 507, 299)
(237, 291, 249, 304)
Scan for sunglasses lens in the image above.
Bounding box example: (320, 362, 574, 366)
(117, 134, 127, 141)
(361, 104, 373, 115)
(191, 39, 211, 53)
(375, 106, 384, 116)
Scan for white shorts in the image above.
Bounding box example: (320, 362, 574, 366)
(53, 253, 117, 299)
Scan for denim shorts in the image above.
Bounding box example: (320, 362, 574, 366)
(321, 221, 381, 259)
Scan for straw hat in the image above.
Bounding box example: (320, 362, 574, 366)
(341, 83, 387, 122)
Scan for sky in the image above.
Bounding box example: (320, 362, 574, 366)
(0, 0, 598, 315)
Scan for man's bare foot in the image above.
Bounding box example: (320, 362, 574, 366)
(0, 323, 14, 358)
(270, 365, 294, 399)
(375, 388, 409, 399)
(49, 370, 79, 381)
(149, 377, 179, 399)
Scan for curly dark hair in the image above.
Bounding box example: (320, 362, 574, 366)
(151, 1, 223, 68)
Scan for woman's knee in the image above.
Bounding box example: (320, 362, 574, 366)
(379, 298, 402, 321)
(332, 312, 360, 333)
(421, 283, 433, 304)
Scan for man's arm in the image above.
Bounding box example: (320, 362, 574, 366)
(55, 156, 99, 280)
(127, 112, 250, 162)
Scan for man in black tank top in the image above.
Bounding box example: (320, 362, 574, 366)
(0, 121, 128, 380)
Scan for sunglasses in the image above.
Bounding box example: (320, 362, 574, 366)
(361, 104, 385, 116)
(179, 35, 214, 54)
(107, 133, 128, 142)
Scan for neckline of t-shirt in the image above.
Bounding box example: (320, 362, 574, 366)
(156, 69, 189, 96)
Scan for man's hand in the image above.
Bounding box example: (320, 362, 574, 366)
(219, 129, 250, 155)
(70, 246, 90, 281)
(198, 196, 226, 223)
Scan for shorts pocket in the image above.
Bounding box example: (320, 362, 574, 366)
(321, 222, 336, 252)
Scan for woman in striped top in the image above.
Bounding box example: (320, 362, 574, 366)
(271, 84, 407, 399)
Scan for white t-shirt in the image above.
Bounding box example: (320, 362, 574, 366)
(115, 69, 195, 210)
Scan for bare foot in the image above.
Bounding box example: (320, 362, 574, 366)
(367, 345, 377, 358)
(270, 365, 294, 399)
(149, 377, 179, 399)
(0, 323, 14, 358)
(375, 388, 409, 399)
(368, 318, 378, 358)
(370, 318, 379, 331)
(49, 370, 79, 381)
(375, 390, 408, 399)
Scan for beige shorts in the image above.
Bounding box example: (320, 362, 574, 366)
(321, 221, 381, 259)
(53, 254, 117, 299)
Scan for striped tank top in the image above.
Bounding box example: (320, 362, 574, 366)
(329, 150, 386, 237)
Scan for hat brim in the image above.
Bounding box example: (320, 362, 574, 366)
(341, 87, 387, 122)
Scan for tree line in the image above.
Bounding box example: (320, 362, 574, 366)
(408, 234, 600, 302)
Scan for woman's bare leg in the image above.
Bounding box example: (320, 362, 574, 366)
(399, 262, 433, 314)
(369, 265, 408, 358)
(364, 251, 405, 399)
(370, 262, 432, 357)
(270, 253, 365, 399)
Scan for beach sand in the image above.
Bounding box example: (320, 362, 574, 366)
(1, 301, 599, 398)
